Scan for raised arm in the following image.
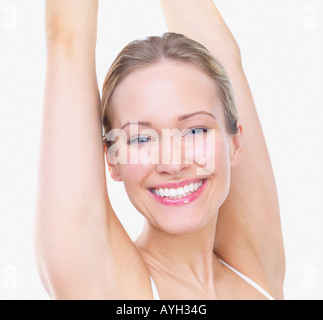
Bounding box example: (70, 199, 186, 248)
(35, 0, 150, 299)
(160, 0, 285, 298)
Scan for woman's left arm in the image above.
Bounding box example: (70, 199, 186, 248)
(159, 0, 285, 298)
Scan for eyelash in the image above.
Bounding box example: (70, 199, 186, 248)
(186, 127, 209, 135)
(127, 127, 210, 145)
(127, 136, 151, 145)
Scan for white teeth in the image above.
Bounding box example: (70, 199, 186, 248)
(177, 187, 184, 196)
(151, 180, 204, 199)
(169, 189, 176, 197)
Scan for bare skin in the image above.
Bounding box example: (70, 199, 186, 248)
(35, 0, 285, 300)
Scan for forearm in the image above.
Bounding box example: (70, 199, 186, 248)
(159, 0, 240, 67)
(45, 0, 98, 47)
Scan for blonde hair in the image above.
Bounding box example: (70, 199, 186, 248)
(101, 32, 238, 147)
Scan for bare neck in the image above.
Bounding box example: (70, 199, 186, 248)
(135, 214, 219, 285)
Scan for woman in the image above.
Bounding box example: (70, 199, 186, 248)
(35, 0, 285, 300)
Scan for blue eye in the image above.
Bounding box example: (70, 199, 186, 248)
(187, 128, 209, 135)
(128, 136, 152, 145)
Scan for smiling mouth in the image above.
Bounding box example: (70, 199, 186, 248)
(148, 179, 207, 200)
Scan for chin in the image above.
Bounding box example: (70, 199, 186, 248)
(152, 210, 216, 236)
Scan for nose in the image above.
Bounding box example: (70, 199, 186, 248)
(155, 133, 189, 175)
(155, 162, 189, 175)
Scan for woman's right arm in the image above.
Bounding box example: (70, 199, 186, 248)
(35, 0, 150, 299)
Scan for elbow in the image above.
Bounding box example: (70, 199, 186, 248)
(46, 27, 75, 45)
(45, 19, 79, 46)
(235, 44, 242, 67)
(44, 23, 96, 55)
(229, 41, 242, 68)
(210, 41, 242, 73)
(44, 3, 97, 48)
(45, 1, 77, 44)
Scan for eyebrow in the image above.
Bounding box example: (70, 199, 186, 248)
(121, 121, 151, 130)
(120, 111, 216, 130)
(177, 111, 216, 122)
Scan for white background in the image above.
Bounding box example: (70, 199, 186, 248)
(0, 0, 322, 300)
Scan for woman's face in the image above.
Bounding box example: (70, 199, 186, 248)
(106, 60, 242, 235)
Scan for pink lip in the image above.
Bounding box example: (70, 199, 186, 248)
(148, 179, 208, 206)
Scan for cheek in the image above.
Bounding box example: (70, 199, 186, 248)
(119, 147, 153, 195)
(117, 143, 158, 190)
(120, 163, 146, 184)
(184, 133, 229, 175)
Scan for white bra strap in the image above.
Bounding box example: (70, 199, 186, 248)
(150, 261, 275, 300)
(150, 275, 160, 300)
(218, 259, 275, 300)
